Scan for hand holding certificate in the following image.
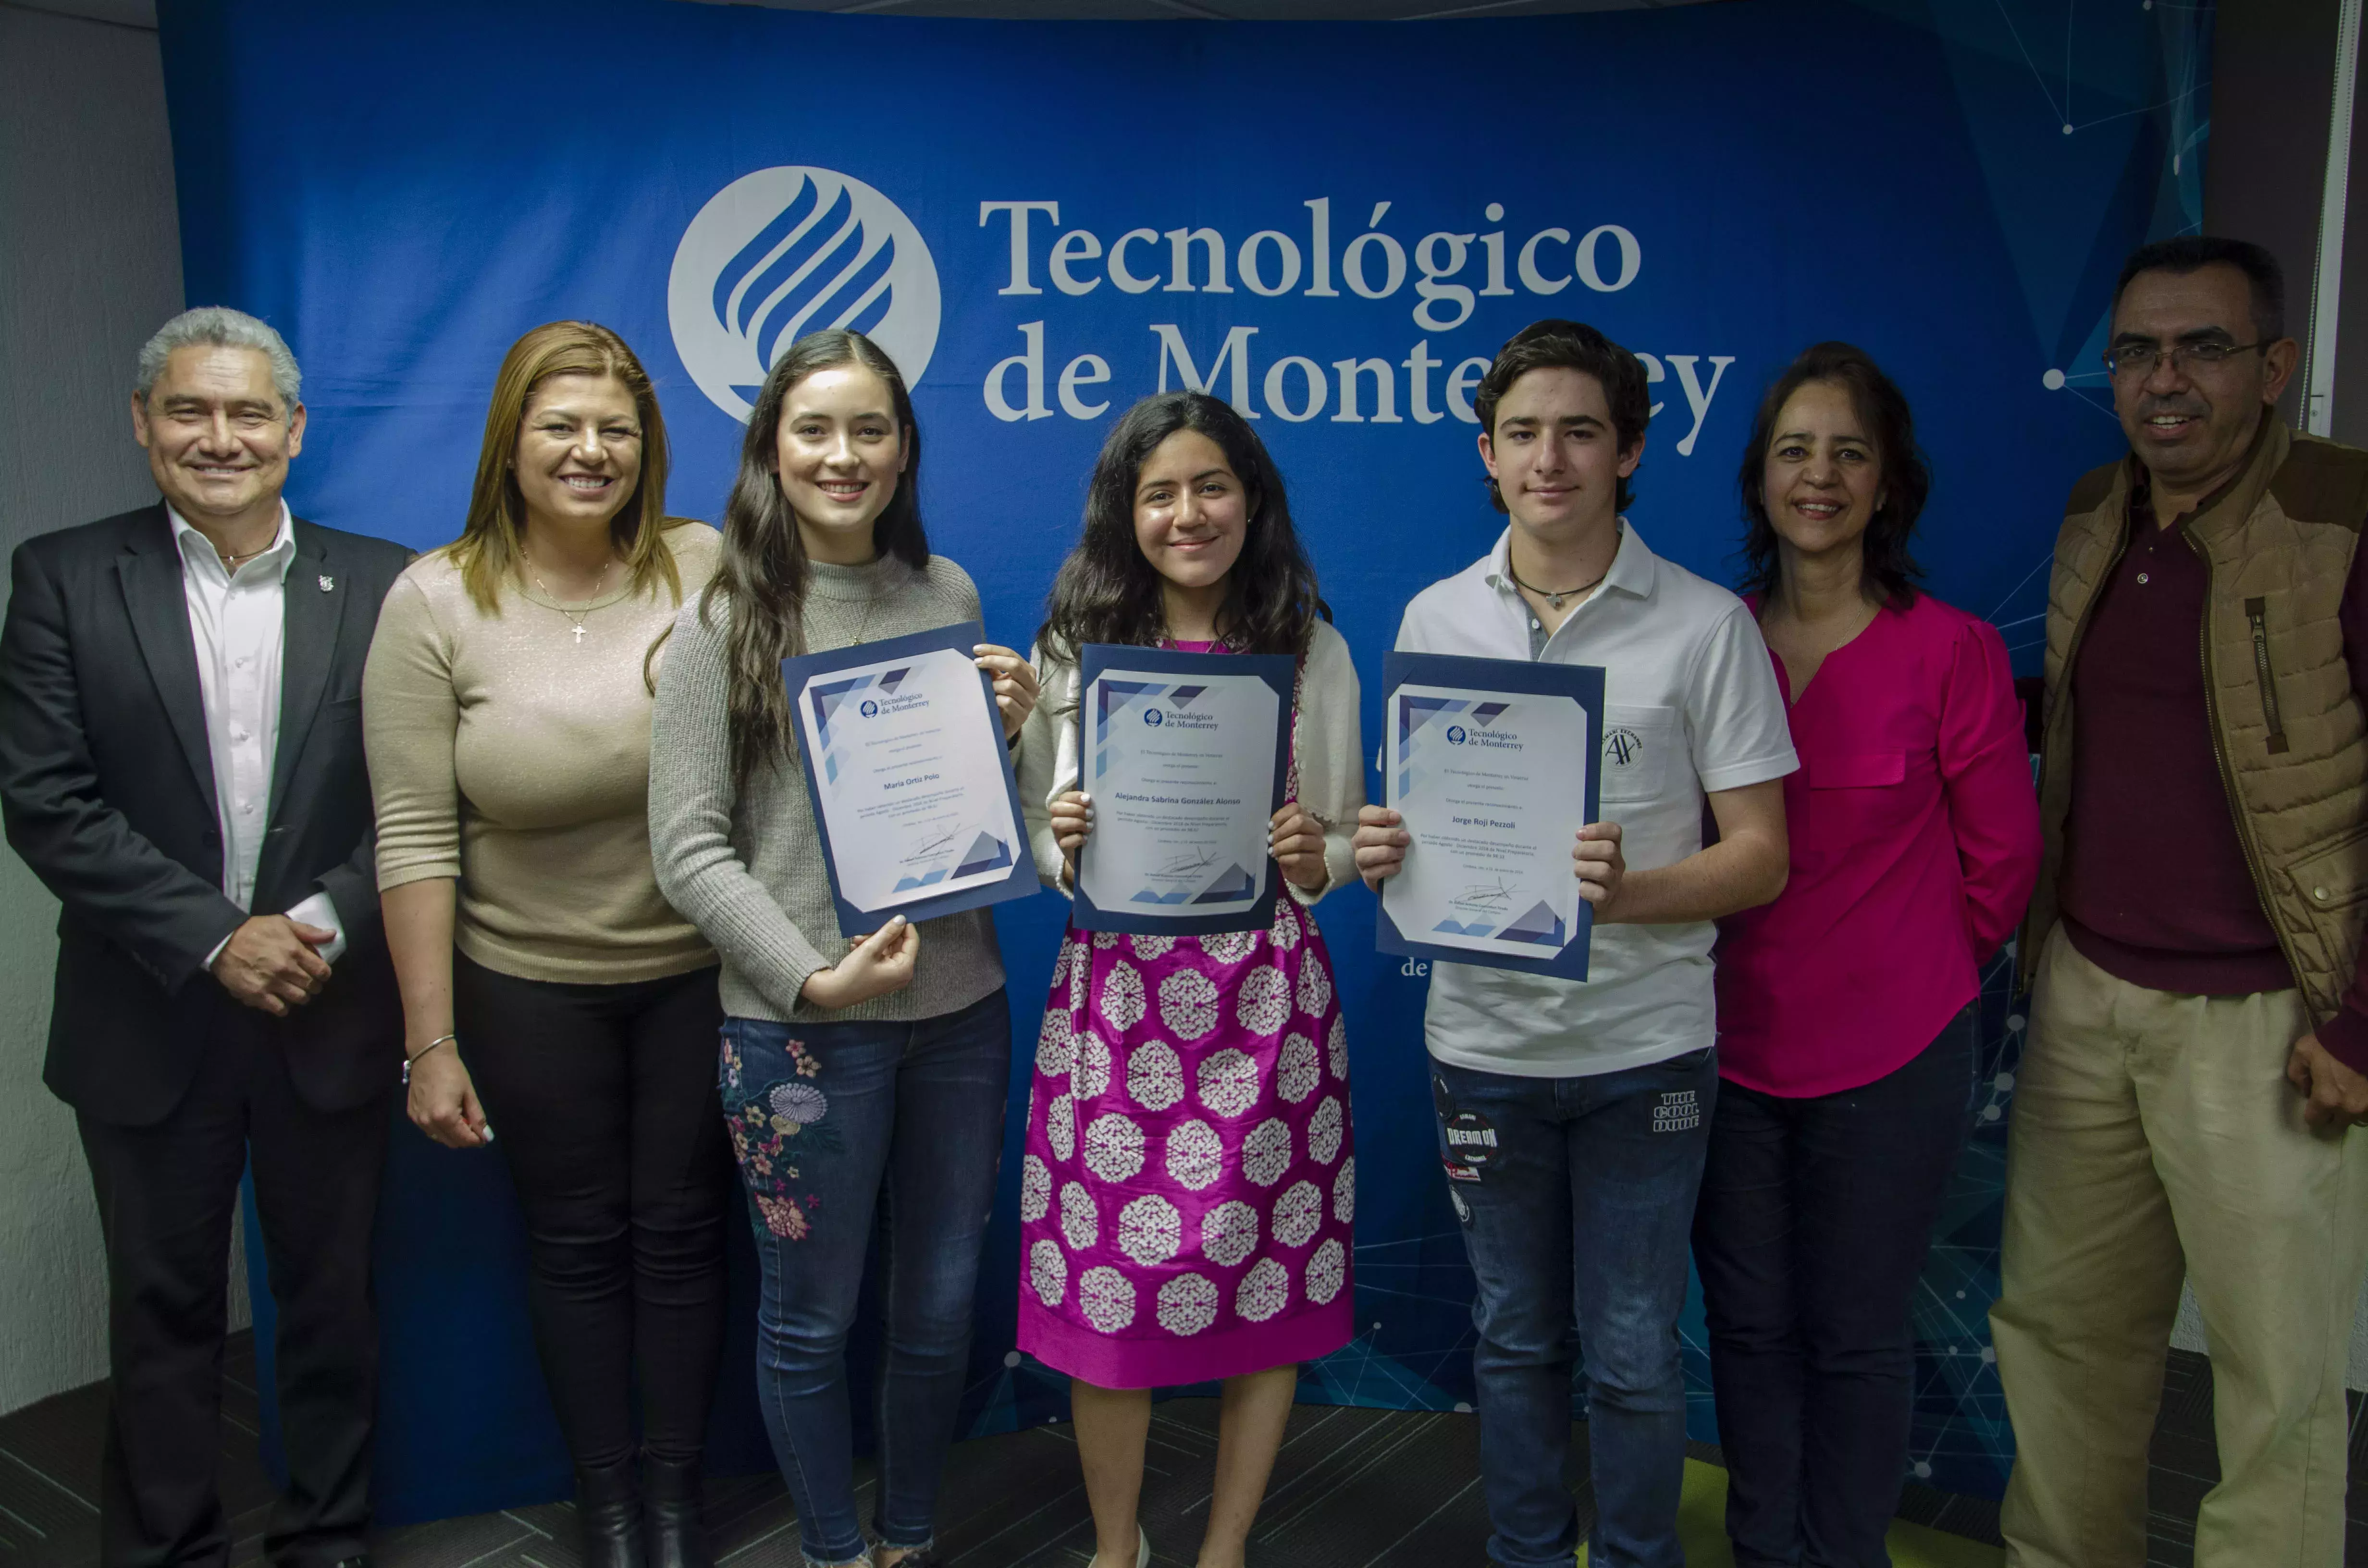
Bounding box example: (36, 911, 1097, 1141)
(781, 620, 1039, 937)
(1366, 651, 1606, 979)
(1069, 645, 1295, 935)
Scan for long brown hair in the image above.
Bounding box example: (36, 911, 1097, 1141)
(699, 329, 930, 786)
(1038, 391, 1327, 664)
(447, 321, 684, 612)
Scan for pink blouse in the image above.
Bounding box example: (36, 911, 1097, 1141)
(1713, 593, 2041, 1098)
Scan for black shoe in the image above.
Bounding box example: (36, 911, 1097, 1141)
(575, 1456, 647, 1568)
(641, 1453, 712, 1568)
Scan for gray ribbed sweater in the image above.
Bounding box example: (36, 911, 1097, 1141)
(648, 553, 1006, 1023)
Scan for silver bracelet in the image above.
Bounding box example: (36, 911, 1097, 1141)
(401, 1032, 457, 1086)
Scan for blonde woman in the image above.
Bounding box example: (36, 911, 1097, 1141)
(364, 322, 728, 1568)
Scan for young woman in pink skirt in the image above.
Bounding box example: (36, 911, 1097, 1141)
(1014, 392, 1363, 1568)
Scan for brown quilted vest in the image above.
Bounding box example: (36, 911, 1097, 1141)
(2023, 418, 2368, 1021)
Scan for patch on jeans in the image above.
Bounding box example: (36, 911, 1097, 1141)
(1450, 1188, 1472, 1225)
(1443, 1160, 1482, 1185)
(1442, 1109, 1499, 1167)
(1652, 1089, 1702, 1133)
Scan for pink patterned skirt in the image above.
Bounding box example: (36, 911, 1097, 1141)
(1016, 894, 1356, 1388)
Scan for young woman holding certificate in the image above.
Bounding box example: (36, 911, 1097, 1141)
(646, 330, 1038, 1568)
(1012, 392, 1363, 1568)
(1694, 343, 2039, 1568)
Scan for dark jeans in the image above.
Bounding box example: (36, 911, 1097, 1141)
(1433, 1045, 1719, 1568)
(455, 953, 733, 1470)
(1690, 1006, 1978, 1568)
(76, 1012, 388, 1568)
(719, 989, 1011, 1568)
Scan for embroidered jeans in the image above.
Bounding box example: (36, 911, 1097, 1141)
(1432, 1045, 1719, 1568)
(718, 990, 1010, 1567)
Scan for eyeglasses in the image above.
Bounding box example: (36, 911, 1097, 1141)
(2103, 340, 2270, 378)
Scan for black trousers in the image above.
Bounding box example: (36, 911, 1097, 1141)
(1689, 1005, 1978, 1568)
(454, 953, 732, 1470)
(77, 1016, 390, 1568)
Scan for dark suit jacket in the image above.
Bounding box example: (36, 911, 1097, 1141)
(0, 503, 412, 1127)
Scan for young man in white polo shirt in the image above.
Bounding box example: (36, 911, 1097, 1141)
(1354, 319, 1797, 1568)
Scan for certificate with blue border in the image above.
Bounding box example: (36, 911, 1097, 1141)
(1072, 645, 1294, 936)
(781, 620, 1037, 937)
(1377, 651, 1605, 980)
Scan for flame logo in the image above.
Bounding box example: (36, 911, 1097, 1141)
(670, 167, 942, 422)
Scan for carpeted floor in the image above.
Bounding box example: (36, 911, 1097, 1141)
(1, 1338, 2360, 1566)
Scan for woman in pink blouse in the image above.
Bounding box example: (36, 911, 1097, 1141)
(1695, 343, 2040, 1568)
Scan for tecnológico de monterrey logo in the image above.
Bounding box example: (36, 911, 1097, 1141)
(669, 166, 942, 422)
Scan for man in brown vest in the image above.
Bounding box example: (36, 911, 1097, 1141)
(1992, 235, 2368, 1568)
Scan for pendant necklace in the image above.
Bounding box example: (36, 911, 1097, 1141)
(1507, 559, 1611, 611)
(217, 534, 276, 571)
(534, 560, 612, 645)
(1507, 526, 1619, 611)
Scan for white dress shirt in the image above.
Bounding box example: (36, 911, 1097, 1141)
(169, 505, 347, 966)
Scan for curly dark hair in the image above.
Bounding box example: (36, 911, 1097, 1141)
(1038, 391, 1327, 664)
(1473, 318, 1653, 515)
(699, 329, 930, 786)
(1737, 341, 1929, 612)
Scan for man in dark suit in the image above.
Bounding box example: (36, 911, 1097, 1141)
(0, 308, 410, 1568)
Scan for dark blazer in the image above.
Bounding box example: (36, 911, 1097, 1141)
(0, 504, 412, 1126)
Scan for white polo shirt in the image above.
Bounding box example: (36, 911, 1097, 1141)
(1394, 522, 1796, 1078)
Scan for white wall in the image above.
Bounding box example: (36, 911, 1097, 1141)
(0, 0, 228, 1417)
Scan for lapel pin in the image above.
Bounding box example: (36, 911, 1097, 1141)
(318, 574, 334, 592)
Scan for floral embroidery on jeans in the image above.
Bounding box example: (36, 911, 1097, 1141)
(725, 1035, 834, 1240)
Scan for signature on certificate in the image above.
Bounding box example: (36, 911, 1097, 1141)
(1155, 846, 1221, 877)
(1453, 878, 1517, 912)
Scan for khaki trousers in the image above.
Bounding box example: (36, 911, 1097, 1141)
(1992, 927, 2368, 1568)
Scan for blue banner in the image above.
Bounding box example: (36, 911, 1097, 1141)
(162, 0, 2209, 1522)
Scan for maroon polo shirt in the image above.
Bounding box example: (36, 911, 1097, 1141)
(2060, 489, 2368, 1067)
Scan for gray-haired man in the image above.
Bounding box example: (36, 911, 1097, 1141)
(0, 309, 408, 1568)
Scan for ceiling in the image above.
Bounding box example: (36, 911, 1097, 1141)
(688, 0, 1719, 15)
(15, 0, 1723, 27)
(11, 0, 158, 25)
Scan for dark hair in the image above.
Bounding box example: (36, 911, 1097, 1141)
(700, 329, 930, 786)
(1038, 391, 1328, 663)
(1737, 342, 1929, 612)
(2113, 236, 2287, 342)
(1472, 319, 1652, 515)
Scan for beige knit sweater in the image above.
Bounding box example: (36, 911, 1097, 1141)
(364, 521, 721, 983)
